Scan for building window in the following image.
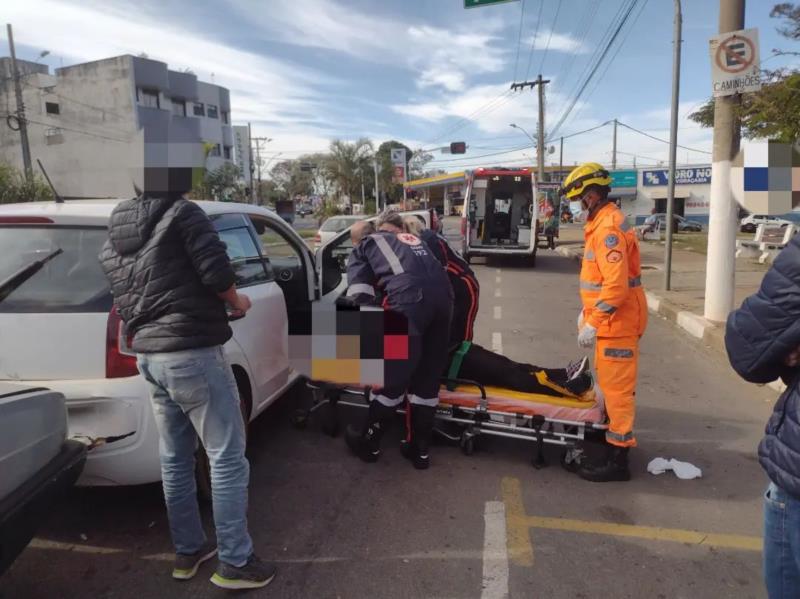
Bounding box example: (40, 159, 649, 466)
(45, 102, 60, 115)
(137, 88, 160, 109)
(45, 127, 64, 145)
(193, 102, 205, 117)
(207, 104, 218, 119)
(221, 110, 229, 124)
(209, 143, 221, 157)
(223, 145, 232, 160)
(171, 99, 186, 117)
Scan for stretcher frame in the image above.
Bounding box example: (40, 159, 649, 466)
(293, 377, 608, 469)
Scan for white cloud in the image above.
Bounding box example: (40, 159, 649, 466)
(523, 30, 587, 55)
(3, 0, 337, 133)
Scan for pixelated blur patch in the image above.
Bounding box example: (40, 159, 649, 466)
(288, 302, 412, 387)
(732, 140, 800, 214)
(384, 334, 409, 360)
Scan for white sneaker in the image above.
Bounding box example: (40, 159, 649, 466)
(566, 356, 590, 381)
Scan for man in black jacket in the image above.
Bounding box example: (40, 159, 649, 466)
(726, 232, 800, 599)
(99, 169, 274, 591)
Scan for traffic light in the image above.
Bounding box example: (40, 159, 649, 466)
(450, 141, 466, 154)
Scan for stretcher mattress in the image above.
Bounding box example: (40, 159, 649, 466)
(439, 385, 605, 424)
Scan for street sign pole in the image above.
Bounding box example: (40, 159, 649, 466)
(464, 0, 519, 8)
(704, 0, 745, 321)
(665, 0, 682, 291)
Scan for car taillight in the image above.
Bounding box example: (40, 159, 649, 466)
(106, 306, 138, 378)
(460, 217, 466, 237)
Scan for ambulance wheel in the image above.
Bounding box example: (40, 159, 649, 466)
(290, 409, 309, 429)
(460, 434, 475, 456)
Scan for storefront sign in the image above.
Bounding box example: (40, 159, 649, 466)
(642, 167, 712, 186)
(610, 170, 637, 188)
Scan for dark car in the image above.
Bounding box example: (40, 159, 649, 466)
(0, 383, 86, 575)
(296, 205, 313, 217)
(644, 213, 703, 233)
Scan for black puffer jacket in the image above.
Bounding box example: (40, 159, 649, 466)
(726, 234, 800, 498)
(99, 196, 236, 353)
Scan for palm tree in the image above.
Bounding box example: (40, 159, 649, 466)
(325, 138, 373, 211)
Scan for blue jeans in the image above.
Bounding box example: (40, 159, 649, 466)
(137, 346, 253, 567)
(764, 481, 800, 598)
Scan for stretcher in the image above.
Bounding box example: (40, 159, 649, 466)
(292, 377, 608, 469)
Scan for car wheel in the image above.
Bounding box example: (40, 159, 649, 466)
(195, 373, 251, 502)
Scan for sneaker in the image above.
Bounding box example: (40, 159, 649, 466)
(564, 372, 593, 398)
(400, 440, 430, 470)
(172, 541, 217, 580)
(566, 356, 590, 381)
(210, 554, 277, 590)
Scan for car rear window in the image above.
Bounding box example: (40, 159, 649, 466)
(0, 226, 112, 313)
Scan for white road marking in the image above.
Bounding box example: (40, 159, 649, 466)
(28, 539, 125, 555)
(492, 332, 503, 355)
(481, 501, 510, 599)
(494, 288, 502, 298)
(495, 268, 501, 274)
(494, 306, 502, 320)
(495, 276, 502, 285)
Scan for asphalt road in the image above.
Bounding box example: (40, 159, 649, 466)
(4, 229, 774, 599)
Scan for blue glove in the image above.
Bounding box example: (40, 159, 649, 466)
(578, 324, 597, 348)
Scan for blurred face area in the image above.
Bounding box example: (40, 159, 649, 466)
(378, 222, 402, 233)
(403, 217, 424, 236)
(580, 187, 603, 216)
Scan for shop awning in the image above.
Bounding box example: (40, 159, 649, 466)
(609, 186, 637, 199)
(404, 171, 466, 190)
(646, 187, 692, 200)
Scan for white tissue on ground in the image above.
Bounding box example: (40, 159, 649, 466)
(647, 457, 702, 480)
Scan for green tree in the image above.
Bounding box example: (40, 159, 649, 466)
(205, 162, 245, 201)
(375, 140, 413, 204)
(689, 3, 800, 142)
(0, 163, 54, 204)
(325, 138, 374, 207)
(269, 159, 315, 198)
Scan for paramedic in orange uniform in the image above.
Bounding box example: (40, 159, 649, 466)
(560, 163, 648, 482)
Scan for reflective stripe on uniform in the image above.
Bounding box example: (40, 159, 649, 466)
(408, 394, 439, 407)
(619, 221, 631, 232)
(371, 234, 404, 275)
(604, 347, 634, 358)
(347, 283, 376, 297)
(606, 430, 635, 443)
(585, 250, 595, 260)
(629, 276, 642, 287)
(371, 391, 404, 407)
(595, 300, 617, 314)
(580, 280, 603, 290)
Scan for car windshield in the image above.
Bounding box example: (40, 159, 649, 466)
(0, 226, 112, 313)
(320, 218, 356, 232)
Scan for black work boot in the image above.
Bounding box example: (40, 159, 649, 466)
(400, 405, 436, 470)
(578, 445, 631, 482)
(345, 401, 396, 463)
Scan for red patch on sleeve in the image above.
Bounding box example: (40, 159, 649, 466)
(606, 250, 623, 263)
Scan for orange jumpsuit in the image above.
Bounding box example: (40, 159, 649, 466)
(580, 202, 647, 447)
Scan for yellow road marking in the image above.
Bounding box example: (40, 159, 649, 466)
(500, 476, 762, 566)
(501, 477, 534, 566)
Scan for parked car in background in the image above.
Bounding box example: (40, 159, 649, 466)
(0, 199, 343, 494)
(314, 215, 363, 249)
(296, 204, 313, 217)
(740, 214, 793, 233)
(644, 213, 704, 233)
(0, 383, 86, 575)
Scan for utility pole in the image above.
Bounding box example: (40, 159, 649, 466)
(612, 118, 618, 171)
(559, 137, 564, 183)
(373, 157, 380, 214)
(248, 122, 255, 203)
(704, 0, 744, 321)
(6, 24, 32, 181)
(250, 136, 271, 205)
(511, 75, 550, 182)
(664, 0, 683, 290)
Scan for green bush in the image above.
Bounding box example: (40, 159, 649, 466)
(0, 163, 54, 204)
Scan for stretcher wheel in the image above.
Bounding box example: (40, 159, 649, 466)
(290, 409, 309, 429)
(460, 433, 475, 456)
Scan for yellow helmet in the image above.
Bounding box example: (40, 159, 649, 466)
(560, 162, 612, 199)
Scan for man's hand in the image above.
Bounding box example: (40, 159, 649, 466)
(228, 292, 251, 318)
(785, 346, 800, 367)
(578, 324, 597, 348)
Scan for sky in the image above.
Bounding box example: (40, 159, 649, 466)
(3, 0, 798, 176)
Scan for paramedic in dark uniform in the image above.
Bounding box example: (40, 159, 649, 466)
(402, 217, 593, 399)
(344, 215, 453, 470)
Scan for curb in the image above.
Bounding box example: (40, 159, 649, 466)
(555, 245, 786, 394)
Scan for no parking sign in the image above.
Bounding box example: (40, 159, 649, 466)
(709, 28, 761, 97)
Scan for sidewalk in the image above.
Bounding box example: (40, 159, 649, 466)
(555, 225, 783, 391)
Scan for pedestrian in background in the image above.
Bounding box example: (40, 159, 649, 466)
(99, 168, 275, 590)
(726, 232, 800, 599)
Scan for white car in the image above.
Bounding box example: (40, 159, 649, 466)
(0, 199, 344, 490)
(740, 214, 794, 233)
(313, 215, 363, 249)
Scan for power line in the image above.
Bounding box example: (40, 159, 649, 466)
(426, 144, 530, 164)
(523, 0, 545, 81)
(616, 120, 711, 154)
(1, 111, 131, 143)
(512, 0, 527, 83)
(549, 0, 641, 139)
(424, 90, 516, 146)
(545, 120, 612, 143)
(537, 0, 564, 75)
(555, 0, 600, 98)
